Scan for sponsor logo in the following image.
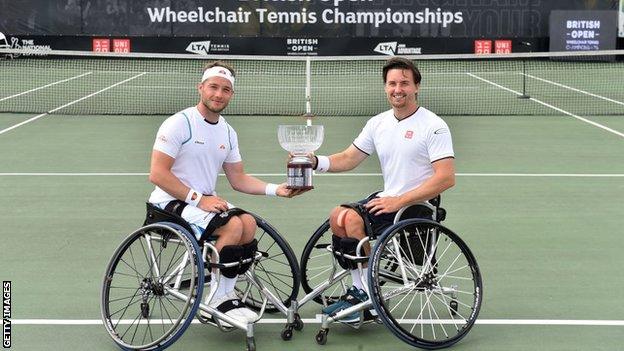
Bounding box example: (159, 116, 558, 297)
(194, 140, 205, 145)
(434, 128, 448, 135)
(92, 38, 110, 52)
(494, 40, 512, 54)
(113, 38, 131, 53)
(0, 32, 51, 57)
(286, 38, 319, 56)
(374, 41, 421, 56)
(405, 130, 414, 139)
(186, 40, 229, 55)
(474, 40, 492, 54)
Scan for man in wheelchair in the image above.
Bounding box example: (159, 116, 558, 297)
(148, 61, 305, 327)
(310, 57, 455, 323)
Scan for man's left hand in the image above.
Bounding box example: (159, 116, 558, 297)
(364, 196, 403, 215)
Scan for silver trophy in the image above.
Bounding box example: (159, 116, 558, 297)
(278, 124, 324, 189)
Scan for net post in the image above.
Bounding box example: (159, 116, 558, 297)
(517, 41, 531, 99)
(305, 57, 312, 125)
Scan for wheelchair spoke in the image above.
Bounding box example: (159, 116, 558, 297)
(369, 219, 482, 349)
(108, 293, 141, 304)
(110, 291, 142, 320)
(309, 251, 332, 260)
(102, 223, 204, 351)
(308, 265, 334, 280)
(255, 269, 290, 299)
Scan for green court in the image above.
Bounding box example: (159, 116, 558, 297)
(1, 52, 623, 350)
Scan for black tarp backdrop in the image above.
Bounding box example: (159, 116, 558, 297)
(0, 0, 620, 54)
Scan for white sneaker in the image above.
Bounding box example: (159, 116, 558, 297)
(204, 292, 258, 327)
(226, 291, 259, 321)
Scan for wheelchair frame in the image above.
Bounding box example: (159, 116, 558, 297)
(101, 208, 301, 351)
(290, 200, 483, 349)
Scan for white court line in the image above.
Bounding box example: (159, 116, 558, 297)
(0, 71, 93, 102)
(523, 73, 624, 107)
(0, 172, 623, 177)
(10, 318, 624, 326)
(467, 73, 624, 139)
(0, 72, 147, 136)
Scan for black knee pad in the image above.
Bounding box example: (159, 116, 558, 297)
(219, 245, 243, 278)
(238, 239, 258, 275)
(331, 235, 360, 270)
(340, 237, 360, 270)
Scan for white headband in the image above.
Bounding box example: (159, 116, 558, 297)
(201, 66, 235, 87)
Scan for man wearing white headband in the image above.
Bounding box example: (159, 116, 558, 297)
(148, 61, 305, 326)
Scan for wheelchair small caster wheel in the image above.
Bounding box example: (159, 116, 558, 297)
(450, 300, 458, 316)
(315, 329, 328, 345)
(294, 314, 304, 331)
(140, 302, 150, 318)
(246, 337, 256, 351)
(281, 327, 293, 341)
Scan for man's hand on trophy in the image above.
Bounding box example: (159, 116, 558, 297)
(305, 152, 318, 169)
(276, 182, 310, 198)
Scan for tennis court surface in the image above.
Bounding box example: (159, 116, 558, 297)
(1, 50, 623, 350)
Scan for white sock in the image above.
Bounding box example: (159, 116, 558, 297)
(212, 274, 238, 300)
(350, 268, 369, 294)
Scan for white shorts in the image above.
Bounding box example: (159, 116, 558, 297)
(154, 201, 234, 240)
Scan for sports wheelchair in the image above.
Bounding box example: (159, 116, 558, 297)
(289, 196, 482, 349)
(100, 203, 302, 351)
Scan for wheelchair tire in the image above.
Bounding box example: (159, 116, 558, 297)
(101, 222, 204, 351)
(235, 213, 300, 313)
(300, 220, 352, 306)
(368, 219, 482, 349)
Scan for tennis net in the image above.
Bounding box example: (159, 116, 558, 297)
(1, 49, 623, 117)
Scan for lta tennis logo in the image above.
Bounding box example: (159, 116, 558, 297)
(2, 281, 10, 348)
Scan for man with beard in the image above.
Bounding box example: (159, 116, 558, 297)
(311, 57, 456, 323)
(148, 61, 304, 326)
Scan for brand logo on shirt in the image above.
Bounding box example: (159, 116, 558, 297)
(157, 135, 168, 143)
(434, 128, 449, 135)
(405, 130, 414, 139)
(219, 144, 226, 149)
(194, 140, 205, 145)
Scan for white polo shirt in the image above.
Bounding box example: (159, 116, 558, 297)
(148, 106, 242, 204)
(353, 107, 454, 197)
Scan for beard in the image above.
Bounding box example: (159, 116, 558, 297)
(202, 99, 228, 114)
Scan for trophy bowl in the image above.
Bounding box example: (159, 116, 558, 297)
(278, 125, 324, 190)
(278, 125, 324, 155)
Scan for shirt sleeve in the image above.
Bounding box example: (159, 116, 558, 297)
(427, 119, 455, 162)
(153, 114, 190, 158)
(224, 125, 242, 163)
(352, 118, 376, 155)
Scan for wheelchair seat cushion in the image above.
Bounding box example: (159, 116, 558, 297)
(144, 202, 195, 235)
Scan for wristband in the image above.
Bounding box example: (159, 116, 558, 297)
(315, 155, 330, 173)
(185, 188, 203, 206)
(265, 183, 278, 196)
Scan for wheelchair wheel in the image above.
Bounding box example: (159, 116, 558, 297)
(235, 213, 300, 313)
(101, 222, 204, 350)
(368, 219, 482, 349)
(300, 220, 352, 305)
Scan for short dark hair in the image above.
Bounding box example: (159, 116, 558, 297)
(203, 61, 236, 77)
(382, 57, 421, 84)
